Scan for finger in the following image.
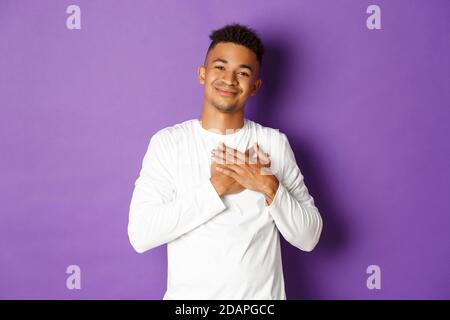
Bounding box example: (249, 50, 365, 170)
(246, 146, 258, 164)
(219, 143, 246, 163)
(212, 151, 237, 164)
(259, 166, 274, 176)
(215, 165, 239, 180)
(225, 163, 245, 175)
(254, 144, 270, 166)
(213, 154, 240, 165)
(216, 162, 245, 176)
(216, 143, 236, 163)
(211, 154, 226, 164)
(220, 144, 244, 163)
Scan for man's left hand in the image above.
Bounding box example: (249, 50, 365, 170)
(211, 143, 279, 205)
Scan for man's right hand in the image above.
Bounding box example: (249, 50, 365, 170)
(210, 159, 245, 197)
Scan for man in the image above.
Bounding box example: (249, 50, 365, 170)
(128, 23, 323, 300)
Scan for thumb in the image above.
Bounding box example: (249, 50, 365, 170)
(254, 143, 270, 165)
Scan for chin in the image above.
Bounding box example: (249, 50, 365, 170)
(213, 103, 240, 113)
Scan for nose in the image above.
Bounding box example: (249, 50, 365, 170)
(221, 70, 238, 86)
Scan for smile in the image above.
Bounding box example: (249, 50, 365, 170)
(215, 87, 238, 97)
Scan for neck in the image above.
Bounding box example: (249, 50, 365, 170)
(198, 105, 245, 135)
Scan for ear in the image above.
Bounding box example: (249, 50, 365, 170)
(198, 65, 206, 85)
(250, 79, 262, 96)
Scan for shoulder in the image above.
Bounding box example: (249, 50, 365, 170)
(150, 119, 197, 146)
(246, 119, 289, 147)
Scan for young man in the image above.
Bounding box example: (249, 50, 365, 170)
(128, 24, 323, 300)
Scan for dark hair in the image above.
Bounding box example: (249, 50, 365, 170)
(206, 23, 265, 66)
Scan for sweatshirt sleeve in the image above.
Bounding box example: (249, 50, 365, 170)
(266, 133, 323, 252)
(127, 131, 227, 253)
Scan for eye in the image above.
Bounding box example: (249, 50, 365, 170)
(239, 72, 250, 77)
(215, 65, 225, 70)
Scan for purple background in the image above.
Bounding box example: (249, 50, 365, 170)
(1, 0, 449, 299)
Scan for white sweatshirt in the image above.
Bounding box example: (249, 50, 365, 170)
(128, 118, 323, 300)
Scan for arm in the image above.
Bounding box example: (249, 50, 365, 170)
(266, 134, 323, 252)
(128, 132, 226, 253)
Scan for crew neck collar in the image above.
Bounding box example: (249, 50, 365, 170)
(195, 118, 248, 138)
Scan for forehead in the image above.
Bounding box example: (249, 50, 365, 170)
(207, 42, 258, 68)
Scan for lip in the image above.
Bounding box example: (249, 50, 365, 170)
(215, 87, 238, 97)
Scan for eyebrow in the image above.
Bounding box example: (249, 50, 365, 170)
(212, 58, 253, 72)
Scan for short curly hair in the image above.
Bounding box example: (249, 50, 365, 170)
(206, 23, 265, 66)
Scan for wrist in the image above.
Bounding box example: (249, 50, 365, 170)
(262, 177, 279, 201)
(210, 177, 225, 197)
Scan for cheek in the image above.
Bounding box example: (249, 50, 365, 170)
(240, 81, 253, 95)
(206, 70, 220, 81)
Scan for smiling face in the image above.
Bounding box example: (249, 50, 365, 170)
(198, 42, 262, 114)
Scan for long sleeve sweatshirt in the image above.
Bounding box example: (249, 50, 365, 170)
(128, 118, 323, 299)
